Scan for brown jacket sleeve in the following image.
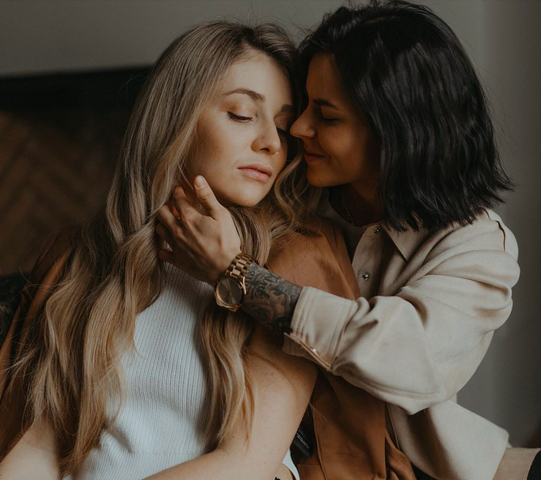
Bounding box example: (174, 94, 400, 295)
(0, 232, 76, 461)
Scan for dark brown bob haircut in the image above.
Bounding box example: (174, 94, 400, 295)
(299, 0, 513, 230)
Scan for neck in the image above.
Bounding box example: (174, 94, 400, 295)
(330, 184, 382, 227)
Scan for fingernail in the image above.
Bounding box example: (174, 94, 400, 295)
(194, 176, 207, 189)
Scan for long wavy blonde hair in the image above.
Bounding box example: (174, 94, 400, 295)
(14, 21, 317, 475)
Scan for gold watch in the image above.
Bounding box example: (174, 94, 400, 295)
(214, 253, 257, 312)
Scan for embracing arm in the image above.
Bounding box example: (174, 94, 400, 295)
(142, 323, 317, 480)
(283, 212, 519, 413)
(157, 178, 519, 414)
(156, 178, 302, 334)
(242, 265, 300, 335)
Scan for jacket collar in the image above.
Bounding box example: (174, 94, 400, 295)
(318, 189, 432, 262)
(381, 223, 432, 262)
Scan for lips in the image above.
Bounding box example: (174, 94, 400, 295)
(238, 163, 273, 183)
(303, 149, 326, 161)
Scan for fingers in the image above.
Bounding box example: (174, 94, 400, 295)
(193, 176, 225, 219)
(158, 248, 175, 264)
(166, 177, 224, 223)
(156, 203, 179, 231)
(156, 221, 176, 247)
(171, 185, 195, 216)
(154, 176, 241, 284)
(156, 221, 194, 272)
(158, 249, 182, 268)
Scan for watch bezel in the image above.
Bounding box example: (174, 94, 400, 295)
(215, 275, 245, 311)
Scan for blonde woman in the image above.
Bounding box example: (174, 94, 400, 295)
(0, 21, 359, 480)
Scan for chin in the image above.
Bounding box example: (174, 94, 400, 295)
(217, 192, 268, 208)
(306, 171, 331, 188)
(306, 168, 344, 189)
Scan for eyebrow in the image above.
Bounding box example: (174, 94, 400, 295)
(314, 98, 340, 110)
(223, 88, 294, 114)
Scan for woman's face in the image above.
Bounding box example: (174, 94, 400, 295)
(191, 52, 294, 207)
(290, 53, 380, 194)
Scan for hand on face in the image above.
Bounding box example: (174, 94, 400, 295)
(156, 176, 242, 285)
(157, 52, 294, 281)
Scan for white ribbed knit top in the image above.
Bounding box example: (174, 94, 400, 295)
(66, 263, 298, 480)
(67, 264, 213, 480)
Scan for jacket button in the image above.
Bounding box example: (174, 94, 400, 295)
(362, 272, 370, 280)
(374, 226, 381, 234)
(311, 348, 318, 355)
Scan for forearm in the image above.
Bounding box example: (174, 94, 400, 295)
(288, 273, 514, 413)
(143, 450, 291, 480)
(144, 322, 315, 480)
(242, 263, 301, 335)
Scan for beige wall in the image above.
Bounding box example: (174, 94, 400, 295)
(0, 0, 345, 76)
(1, 0, 540, 446)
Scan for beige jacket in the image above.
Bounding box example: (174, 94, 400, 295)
(284, 209, 538, 480)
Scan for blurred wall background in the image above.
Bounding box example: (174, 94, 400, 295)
(0, 0, 540, 447)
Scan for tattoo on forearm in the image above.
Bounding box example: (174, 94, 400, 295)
(242, 263, 302, 334)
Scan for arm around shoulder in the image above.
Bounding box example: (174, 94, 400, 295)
(286, 212, 520, 413)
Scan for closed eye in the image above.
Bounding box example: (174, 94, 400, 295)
(277, 127, 288, 138)
(228, 112, 253, 122)
(316, 110, 339, 124)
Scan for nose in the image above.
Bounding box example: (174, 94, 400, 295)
(290, 107, 315, 139)
(252, 119, 283, 156)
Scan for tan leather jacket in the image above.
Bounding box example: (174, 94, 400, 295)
(267, 222, 415, 480)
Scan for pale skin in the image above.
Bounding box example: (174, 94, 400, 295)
(0, 53, 317, 479)
(142, 326, 316, 480)
(0, 328, 316, 480)
(0, 418, 60, 479)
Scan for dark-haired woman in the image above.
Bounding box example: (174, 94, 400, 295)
(157, 1, 540, 479)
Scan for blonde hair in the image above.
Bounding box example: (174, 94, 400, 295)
(14, 21, 317, 475)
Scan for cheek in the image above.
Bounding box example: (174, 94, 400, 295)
(192, 117, 233, 161)
(326, 131, 360, 170)
(275, 156, 288, 176)
(190, 135, 232, 179)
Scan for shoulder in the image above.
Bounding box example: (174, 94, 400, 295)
(425, 209, 518, 260)
(267, 215, 359, 299)
(484, 209, 518, 259)
(402, 210, 520, 289)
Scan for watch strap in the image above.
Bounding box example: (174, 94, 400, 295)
(224, 253, 256, 281)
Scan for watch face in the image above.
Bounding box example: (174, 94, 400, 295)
(216, 276, 243, 307)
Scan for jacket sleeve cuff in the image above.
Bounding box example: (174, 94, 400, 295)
(283, 286, 352, 370)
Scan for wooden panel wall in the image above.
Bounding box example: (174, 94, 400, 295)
(0, 109, 130, 274)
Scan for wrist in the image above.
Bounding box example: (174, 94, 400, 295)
(241, 265, 299, 334)
(213, 252, 258, 312)
(211, 249, 243, 284)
